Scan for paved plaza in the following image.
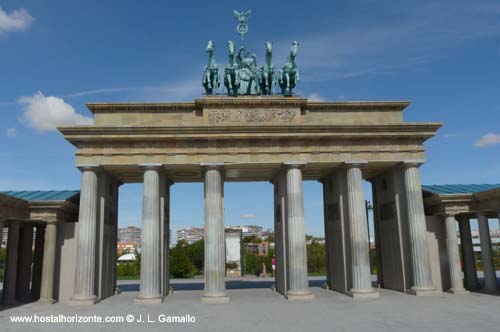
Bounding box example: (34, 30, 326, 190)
(1, 276, 499, 332)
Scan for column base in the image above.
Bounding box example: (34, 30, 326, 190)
(347, 288, 379, 299)
(407, 287, 440, 296)
(68, 295, 98, 305)
(447, 288, 469, 295)
(2, 298, 17, 306)
(38, 298, 56, 304)
(285, 291, 314, 301)
(202, 294, 229, 303)
(134, 295, 164, 304)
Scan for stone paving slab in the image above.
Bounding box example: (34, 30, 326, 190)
(1, 278, 499, 332)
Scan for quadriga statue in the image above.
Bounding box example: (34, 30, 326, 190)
(259, 42, 276, 95)
(202, 40, 220, 95)
(224, 41, 240, 96)
(278, 41, 299, 96)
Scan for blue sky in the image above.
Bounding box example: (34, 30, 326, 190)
(1, 0, 499, 237)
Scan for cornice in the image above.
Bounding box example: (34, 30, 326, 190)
(86, 103, 195, 114)
(306, 101, 410, 111)
(84, 99, 411, 113)
(59, 123, 442, 145)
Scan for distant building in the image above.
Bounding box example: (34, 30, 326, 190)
(118, 226, 141, 244)
(246, 241, 271, 257)
(117, 253, 136, 262)
(225, 229, 243, 277)
(177, 226, 204, 244)
(117, 241, 138, 256)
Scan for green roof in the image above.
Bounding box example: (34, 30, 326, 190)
(0, 190, 79, 201)
(422, 184, 500, 195)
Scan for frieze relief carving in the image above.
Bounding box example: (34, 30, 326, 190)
(208, 109, 297, 124)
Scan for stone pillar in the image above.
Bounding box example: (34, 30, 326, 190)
(31, 224, 45, 300)
(16, 224, 34, 301)
(136, 164, 163, 304)
(283, 162, 313, 300)
(345, 162, 378, 298)
(202, 163, 228, 303)
(39, 223, 58, 303)
(71, 165, 100, 305)
(444, 215, 467, 294)
(477, 213, 498, 292)
(458, 217, 479, 291)
(1, 221, 21, 305)
(402, 161, 436, 295)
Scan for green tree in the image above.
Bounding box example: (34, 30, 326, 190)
(187, 239, 204, 274)
(170, 240, 194, 278)
(307, 240, 326, 275)
(243, 235, 262, 244)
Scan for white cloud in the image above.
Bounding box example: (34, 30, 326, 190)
(240, 213, 256, 219)
(0, 6, 34, 34)
(18, 92, 93, 132)
(6, 128, 17, 137)
(307, 93, 325, 102)
(474, 133, 500, 147)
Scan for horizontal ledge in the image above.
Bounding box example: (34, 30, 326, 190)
(59, 123, 442, 135)
(84, 99, 411, 113)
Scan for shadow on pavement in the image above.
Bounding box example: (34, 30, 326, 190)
(118, 278, 327, 292)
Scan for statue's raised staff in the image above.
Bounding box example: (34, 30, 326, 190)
(259, 42, 275, 95)
(278, 41, 300, 96)
(224, 41, 240, 96)
(202, 40, 219, 95)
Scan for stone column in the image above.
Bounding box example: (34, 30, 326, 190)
(402, 161, 436, 295)
(202, 163, 228, 303)
(1, 221, 21, 305)
(477, 213, 498, 292)
(283, 162, 313, 300)
(31, 224, 45, 300)
(444, 215, 467, 294)
(136, 164, 163, 304)
(39, 222, 58, 303)
(458, 217, 479, 291)
(71, 165, 100, 305)
(16, 224, 34, 301)
(345, 162, 378, 298)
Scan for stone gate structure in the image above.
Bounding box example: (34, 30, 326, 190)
(55, 96, 443, 303)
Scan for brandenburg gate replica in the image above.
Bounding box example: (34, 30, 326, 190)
(57, 10, 442, 304)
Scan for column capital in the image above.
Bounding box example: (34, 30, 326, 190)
(7, 219, 21, 226)
(77, 164, 101, 172)
(344, 160, 368, 168)
(476, 211, 488, 219)
(282, 161, 307, 169)
(201, 162, 224, 168)
(400, 160, 425, 168)
(139, 163, 163, 170)
(439, 212, 458, 218)
(201, 162, 224, 176)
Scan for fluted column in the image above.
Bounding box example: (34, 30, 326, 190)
(31, 224, 45, 300)
(345, 162, 378, 298)
(71, 165, 100, 305)
(17, 224, 34, 301)
(39, 223, 58, 303)
(444, 215, 467, 294)
(1, 221, 21, 305)
(136, 164, 163, 303)
(477, 213, 498, 292)
(402, 161, 435, 295)
(202, 163, 228, 303)
(458, 217, 479, 291)
(283, 162, 313, 300)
